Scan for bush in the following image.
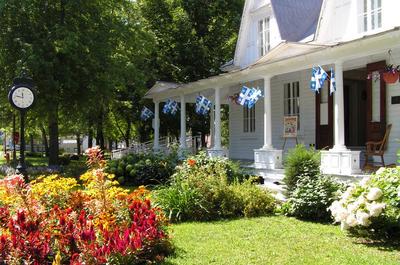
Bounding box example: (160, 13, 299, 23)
(283, 175, 343, 221)
(283, 145, 320, 192)
(155, 153, 275, 222)
(26, 152, 44, 158)
(106, 152, 178, 186)
(58, 154, 71, 166)
(329, 167, 400, 239)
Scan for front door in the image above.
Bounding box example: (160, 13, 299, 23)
(315, 79, 333, 149)
(366, 61, 387, 142)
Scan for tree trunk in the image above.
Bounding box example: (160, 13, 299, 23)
(76, 134, 81, 155)
(108, 139, 113, 151)
(30, 134, 34, 153)
(124, 119, 131, 148)
(48, 110, 59, 166)
(40, 126, 49, 156)
(96, 113, 105, 150)
(96, 123, 105, 150)
(88, 128, 93, 148)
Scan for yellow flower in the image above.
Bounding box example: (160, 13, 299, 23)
(52, 251, 62, 265)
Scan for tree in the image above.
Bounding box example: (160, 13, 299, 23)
(0, 0, 155, 163)
(138, 0, 244, 140)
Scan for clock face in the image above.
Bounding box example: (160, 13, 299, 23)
(11, 86, 35, 109)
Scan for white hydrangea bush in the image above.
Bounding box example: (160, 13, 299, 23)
(329, 167, 400, 238)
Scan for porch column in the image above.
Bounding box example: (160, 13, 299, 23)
(153, 100, 160, 150)
(210, 104, 215, 148)
(332, 61, 348, 151)
(262, 75, 273, 149)
(320, 61, 361, 175)
(254, 75, 283, 170)
(214, 87, 222, 150)
(180, 94, 186, 149)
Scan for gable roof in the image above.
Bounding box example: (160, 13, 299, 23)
(271, 0, 323, 42)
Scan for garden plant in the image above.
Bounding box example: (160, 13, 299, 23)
(329, 166, 400, 239)
(155, 153, 276, 222)
(0, 147, 172, 264)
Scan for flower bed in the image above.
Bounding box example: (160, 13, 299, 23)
(155, 153, 275, 222)
(0, 147, 172, 264)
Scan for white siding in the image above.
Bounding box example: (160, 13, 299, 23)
(229, 72, 316, 160)
(229, 80, 264, 160)
(385, 49, 400, 165)
(271, 71, 316, 153)
(317, 0, 400, 43)
(236, 0, 283, 68)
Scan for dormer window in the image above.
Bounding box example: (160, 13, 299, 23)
(258, 17, 270, 57)
(359, 0, 382, 32)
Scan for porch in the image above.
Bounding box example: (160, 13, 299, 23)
(142, 29, 399, 176)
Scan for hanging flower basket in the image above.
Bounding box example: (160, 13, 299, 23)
(382, 64, 400, 84)
(382, 72, 399, 84)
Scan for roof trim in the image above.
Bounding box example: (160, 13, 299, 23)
(144, 81, 180, 99)
(233, 0, 252, 67)
(252, 41, 333, 66)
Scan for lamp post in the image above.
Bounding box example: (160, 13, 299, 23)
(8, 77, 36, 181)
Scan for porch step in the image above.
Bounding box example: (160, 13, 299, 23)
(240, 164, 287, 201)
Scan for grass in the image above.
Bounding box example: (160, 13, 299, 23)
(165, 215, 400, 265)
(0, 153, 88, 178)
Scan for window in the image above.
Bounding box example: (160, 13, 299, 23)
(359, 0, 382, 32)
(243, 107, 256, 133)
(258, 17, 270, 57)
(284, 82, 300, 128)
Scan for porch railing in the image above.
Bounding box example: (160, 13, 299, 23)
(111, 135, 203, 160)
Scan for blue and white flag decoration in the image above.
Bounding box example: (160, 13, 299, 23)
(163, 99, 179, 115)
(195, 95, 212, 115)
(310, 66, 328, 93)
(238, 86, 263, 109)
(330, 67, 336, 95)
(140, 107, 154, 121)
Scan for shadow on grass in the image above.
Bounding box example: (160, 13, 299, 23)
(160, 246, 187, 265)
(351, 236, 400, 252)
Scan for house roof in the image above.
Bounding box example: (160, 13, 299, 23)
(252, 41, 332, 66)
(144, 81, 180, 98)
(271, 0, 323, 42)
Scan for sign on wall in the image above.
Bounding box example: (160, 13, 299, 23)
(283, 116, 298, 138)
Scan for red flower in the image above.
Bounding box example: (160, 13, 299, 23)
(187, 159, 196, 167)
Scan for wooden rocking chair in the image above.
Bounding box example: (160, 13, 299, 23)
(364, 124, 392, 168)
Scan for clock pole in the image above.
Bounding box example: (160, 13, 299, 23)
(8, 76, 35, 182)
(16, 110, 27, 181)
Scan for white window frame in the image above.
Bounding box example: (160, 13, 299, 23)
(284, 82, 300, 129)
(359, 0, 382, 33)
(243, 107, 256, 133)
(258, 17, 270, 57)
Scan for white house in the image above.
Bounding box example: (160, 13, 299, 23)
(144, 0, 400, 176)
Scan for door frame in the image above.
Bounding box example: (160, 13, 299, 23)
(366, 61, 387, 142)
(315, 76, 334, 150)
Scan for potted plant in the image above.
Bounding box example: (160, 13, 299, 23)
(382, 64, 399, 84)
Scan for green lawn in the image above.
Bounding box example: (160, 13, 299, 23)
(165, 215, 400, 265)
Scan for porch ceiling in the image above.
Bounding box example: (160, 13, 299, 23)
(144, 27, 400, 101)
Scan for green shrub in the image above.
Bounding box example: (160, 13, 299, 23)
(106, 152, 179, 186)
(230, 182, 276, 217)
(58, 155, 71, 166)
(283, 175, 343, 221)
(154, 153, 275, 222)
(329, 167, 400, 239)
(283, 145, 320, 192)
